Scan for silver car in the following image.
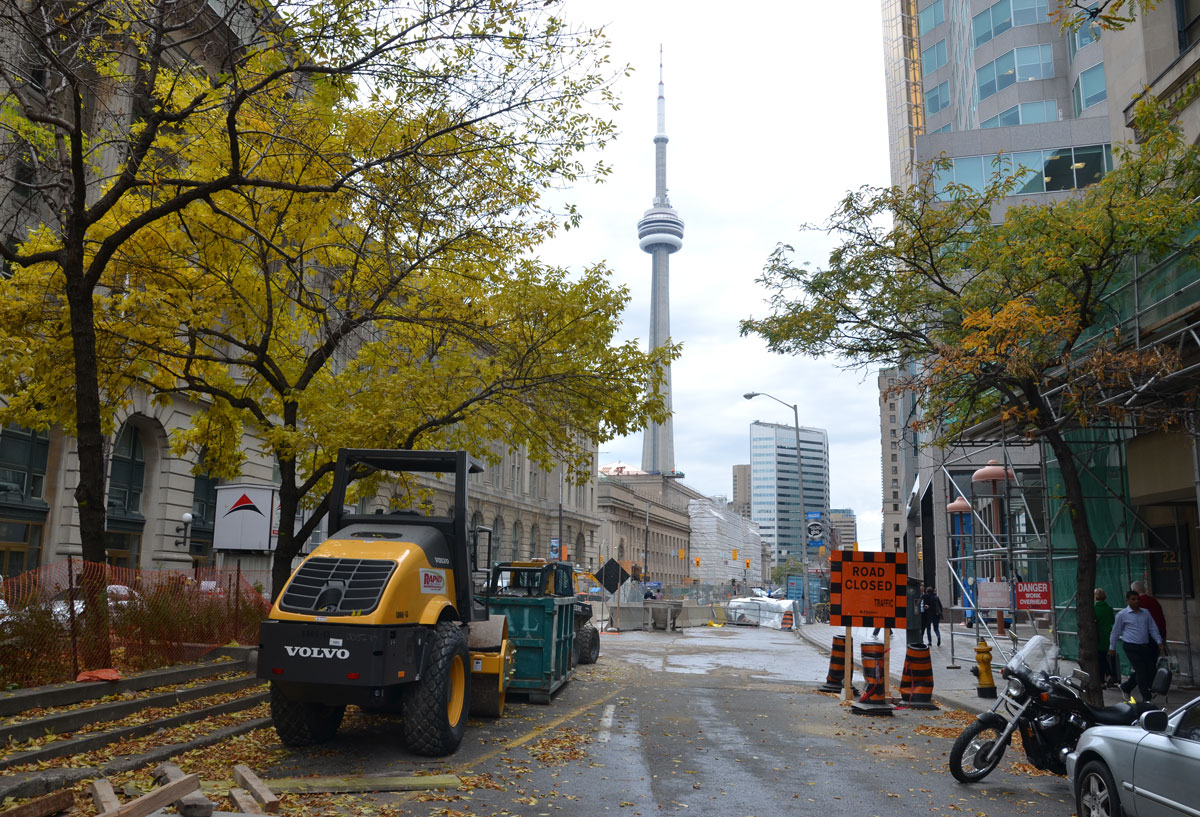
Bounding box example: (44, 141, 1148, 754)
(1067, 694, 1200, 817)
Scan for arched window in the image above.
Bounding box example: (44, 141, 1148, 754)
(511, 520, 523, 563)
(492, 515, 505, 561)
(105, 423, 146, 567)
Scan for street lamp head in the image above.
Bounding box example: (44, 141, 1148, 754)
(181, 512, 194, 525)
(743, 392, 760, 400)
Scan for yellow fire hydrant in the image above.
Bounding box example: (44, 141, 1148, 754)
(974, 640, 996, 698)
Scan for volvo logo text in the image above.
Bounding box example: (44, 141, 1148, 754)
(284, 646, 350, 659)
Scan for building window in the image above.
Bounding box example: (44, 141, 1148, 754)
(188, 469, 219, 565)
(0, 520, 43, 577)
(1181, 0, 1200, 50)
(1069, 14, 1101, 60)
(108, 424, 145, 519)
(977, 45, 1052, 102)
(1012, 0, 1049, 25)
(919, 0, 944, 35)
(973, 1, 1012, 47)
(981, 100, 1057, 128)
(0, 426, 49, 502)
(925, 81, 950, 114)
(1016, 44, 1054, 81)
(1072, 62, 1107, 115)
(891, 454, 898, 462)
(922, 39, 947, 74)
(893, 524, 900, 531)
(938, 144, 1112, 197)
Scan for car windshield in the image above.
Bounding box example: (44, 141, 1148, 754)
(1006, 634, 1057, 676)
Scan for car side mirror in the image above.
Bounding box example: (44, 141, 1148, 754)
(1139, 710, 1169, 733)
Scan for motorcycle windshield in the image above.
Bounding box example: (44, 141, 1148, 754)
(1006, 634, 1057, 677)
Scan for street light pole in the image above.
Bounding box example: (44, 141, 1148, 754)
(643, 500, 651, 589)
(745, 391, 812, 623)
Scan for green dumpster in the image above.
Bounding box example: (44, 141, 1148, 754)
(484, 593, 576, 704)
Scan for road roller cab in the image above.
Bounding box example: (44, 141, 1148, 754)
(257, 449, 512, 757)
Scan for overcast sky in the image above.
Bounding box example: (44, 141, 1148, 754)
(540, 1, 892, 546)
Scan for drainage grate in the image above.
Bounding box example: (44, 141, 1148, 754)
(279, 558, 396, 615)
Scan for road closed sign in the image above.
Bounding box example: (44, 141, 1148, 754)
(829, 550, 908, 629)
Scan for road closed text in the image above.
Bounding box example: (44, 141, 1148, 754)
(842, 564, 893, 592)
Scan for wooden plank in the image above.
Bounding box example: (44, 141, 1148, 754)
(90, 779, 122, 815)
(261, 774, 462, 794)
(0, 790, 75, 817)
(231, 765, 279, 814)
(227, 789, 265, 815)
(97, 774, 200, 817)
(153, 763, 214, 817)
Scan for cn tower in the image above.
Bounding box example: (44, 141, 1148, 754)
(637, 52, 684, 475)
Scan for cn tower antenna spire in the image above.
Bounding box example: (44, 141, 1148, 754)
(637, 49, 684, 475)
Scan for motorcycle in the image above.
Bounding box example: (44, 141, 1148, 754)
(949, 635, 1170, 783)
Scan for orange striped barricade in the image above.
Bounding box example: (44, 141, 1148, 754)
(900, 642, 938, 709)
(819, 634, 858, 694)
(851, 641, 894, 715)
(780, 609, 795, 630)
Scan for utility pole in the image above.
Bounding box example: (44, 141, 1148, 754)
(643, 500, 651, 587)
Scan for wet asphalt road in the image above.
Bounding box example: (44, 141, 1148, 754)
(266, 627, 1079, 816)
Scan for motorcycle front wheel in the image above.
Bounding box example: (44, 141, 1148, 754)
(949, 720, 1007, 782)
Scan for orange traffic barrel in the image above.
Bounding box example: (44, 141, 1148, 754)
(852, 641, 893, 715)
(819, 635, 855, 693)
(899, 643, 938, 710)
(781, 609, 795, 630)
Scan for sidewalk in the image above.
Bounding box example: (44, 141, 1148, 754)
(793, 620, 1163, 715)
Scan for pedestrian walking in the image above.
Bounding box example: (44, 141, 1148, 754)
(1093, 588, 1117, 687)
(1131, 580, 1167, 643)
(920, 585, 943, 646)
(1110, 590, 1166, 702)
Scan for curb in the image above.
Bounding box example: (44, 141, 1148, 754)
(1, 674, 263, 745)
(0, 717, 272, 801)
(0, 689, 268, 771)
(0, 653, 256, 717)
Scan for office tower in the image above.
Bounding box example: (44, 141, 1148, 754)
(749, 421, 830, 566)
(828, 508, 858, 550)
(730, 463, 751, 519)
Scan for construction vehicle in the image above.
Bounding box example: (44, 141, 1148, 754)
(484, 560, 599, 702)
(256, 450, 513, 756)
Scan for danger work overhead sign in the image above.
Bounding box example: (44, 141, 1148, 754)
(829, 550, 907, 629)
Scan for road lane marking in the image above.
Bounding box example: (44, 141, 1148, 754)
(462, 685, 627, 771)
(598, 704, 615, 742)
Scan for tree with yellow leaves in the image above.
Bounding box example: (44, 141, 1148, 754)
(742, 96, 1200, 698)
(0, 0, 630, 658)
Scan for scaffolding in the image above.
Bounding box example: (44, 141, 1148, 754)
(933, 244, 1200, 683)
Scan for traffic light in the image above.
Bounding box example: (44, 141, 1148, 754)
(678, 548, 685, 560)
(694, 556, 701, 567)
(732, 548, 738, 561)
(744, 558, 751, 569)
